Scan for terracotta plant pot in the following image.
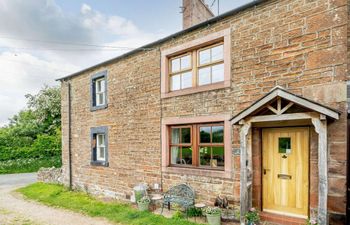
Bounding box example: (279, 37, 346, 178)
(206, 213, 221, 225)
(137, 202, 149, 211)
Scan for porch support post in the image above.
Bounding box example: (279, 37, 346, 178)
(239, 121, 251, 225)
(312, 117, 328, 225)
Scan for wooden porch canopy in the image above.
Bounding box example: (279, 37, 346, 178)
(230, 86, 340, 225)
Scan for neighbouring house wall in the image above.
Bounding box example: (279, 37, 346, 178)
(60, 0, 348, 220)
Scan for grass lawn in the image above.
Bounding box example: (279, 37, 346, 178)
(18, 183, 203, 225)
(0, 156, 61, 174)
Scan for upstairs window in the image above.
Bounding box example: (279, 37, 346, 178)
(90, 70, 108, 111)
(161, 28, 231, 98)
(95, 78, 106, 106)
(167, 42, 224, 92)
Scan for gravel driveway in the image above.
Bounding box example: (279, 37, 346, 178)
(0, 173, 113, 225)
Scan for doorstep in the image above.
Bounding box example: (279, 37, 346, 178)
(260, 211, 307, 225)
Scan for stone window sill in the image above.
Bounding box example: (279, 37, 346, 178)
(90, 104, 108, 112)
(161, 81, 230, 98)
(162, 166, 232, 179)
(90, 161, 109, 167)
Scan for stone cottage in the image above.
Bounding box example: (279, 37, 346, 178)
(57, 0, 348, 224)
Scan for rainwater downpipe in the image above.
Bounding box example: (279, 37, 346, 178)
(67, 81, 73, 190)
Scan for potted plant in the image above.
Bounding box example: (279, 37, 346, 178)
(203, 206, 221, 225)
(245, 208, 260, 225)
(137, 196, 151, 211)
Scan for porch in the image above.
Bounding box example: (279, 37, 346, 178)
(230, 86, 340, 225)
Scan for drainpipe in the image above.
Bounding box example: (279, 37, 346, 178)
(67, 81, 73, 190)
(159, 47, 163, 191)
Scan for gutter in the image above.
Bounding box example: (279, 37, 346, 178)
(57, 0, 266, 82)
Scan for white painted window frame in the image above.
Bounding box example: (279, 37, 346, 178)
(96, 133, 106, 161)
(95, 78, 106, 106)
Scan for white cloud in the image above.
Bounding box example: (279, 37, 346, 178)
(0, 0, 169, 126)
(80, 3, 139, 36)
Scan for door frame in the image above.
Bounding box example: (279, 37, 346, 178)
(261, 126, 311, 219)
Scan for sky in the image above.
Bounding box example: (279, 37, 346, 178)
(0, 0, 252, 127)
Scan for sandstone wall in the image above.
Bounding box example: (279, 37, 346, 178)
(60, 0, 348, 220)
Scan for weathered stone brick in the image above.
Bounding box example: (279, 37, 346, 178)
(306, 7, 347, 33)
(306, 46, 346, 69)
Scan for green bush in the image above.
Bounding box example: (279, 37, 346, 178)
(0, 156, 61, 174)
(0, 131, 61, 161)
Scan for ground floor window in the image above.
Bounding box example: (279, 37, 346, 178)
(90, 126, 109, 166)
(169, 123, 224, 169)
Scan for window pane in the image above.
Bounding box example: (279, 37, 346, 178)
(171, 146, 180, 164)
(99, 147, 105, 159)
(200, 126, 211, 143)
(212, 146, 224, 167)
(199, 146, 211, 166)
(181, 55, 191, 70)
(198, 67, 211, 86)
(100, 79, 106, 92)
(212, 126, 224, 143)
(97, 93, 105, 105)
(211, 45, 224, 61)
(97, 134, 105, 146)
(171, 128, 180, 144)
(181, 72, 192, 89)
(199, 49, 210, 65)
(171, 58, 180, 73)
(170, 74, 181, 91)
(181, 128, 191, 143)
(212, 63, 224, 83)
(96, 80, 101, 92)
(279, 137, 291, 154)
(182, 147, 192, 165)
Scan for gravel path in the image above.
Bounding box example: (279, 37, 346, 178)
(0, 173, 113, 225)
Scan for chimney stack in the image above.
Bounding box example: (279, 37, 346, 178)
(182, 0, 215, 30)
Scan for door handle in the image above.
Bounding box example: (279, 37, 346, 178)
(263, 169, 270, 175)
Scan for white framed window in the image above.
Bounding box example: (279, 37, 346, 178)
(96, 134, 106, 161)
(91, 126, 108, 166)
(91, 70, 108, 111)
(95, 78, 106, 106)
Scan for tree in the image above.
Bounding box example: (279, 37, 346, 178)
(25, 85, 61, 134)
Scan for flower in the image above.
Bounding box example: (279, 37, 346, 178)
(203, 206, 221, 215)
(307, 218, 318, 225)
(137, 196, 150, 204)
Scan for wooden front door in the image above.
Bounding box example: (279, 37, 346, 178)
(262, 127, 309, 218)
